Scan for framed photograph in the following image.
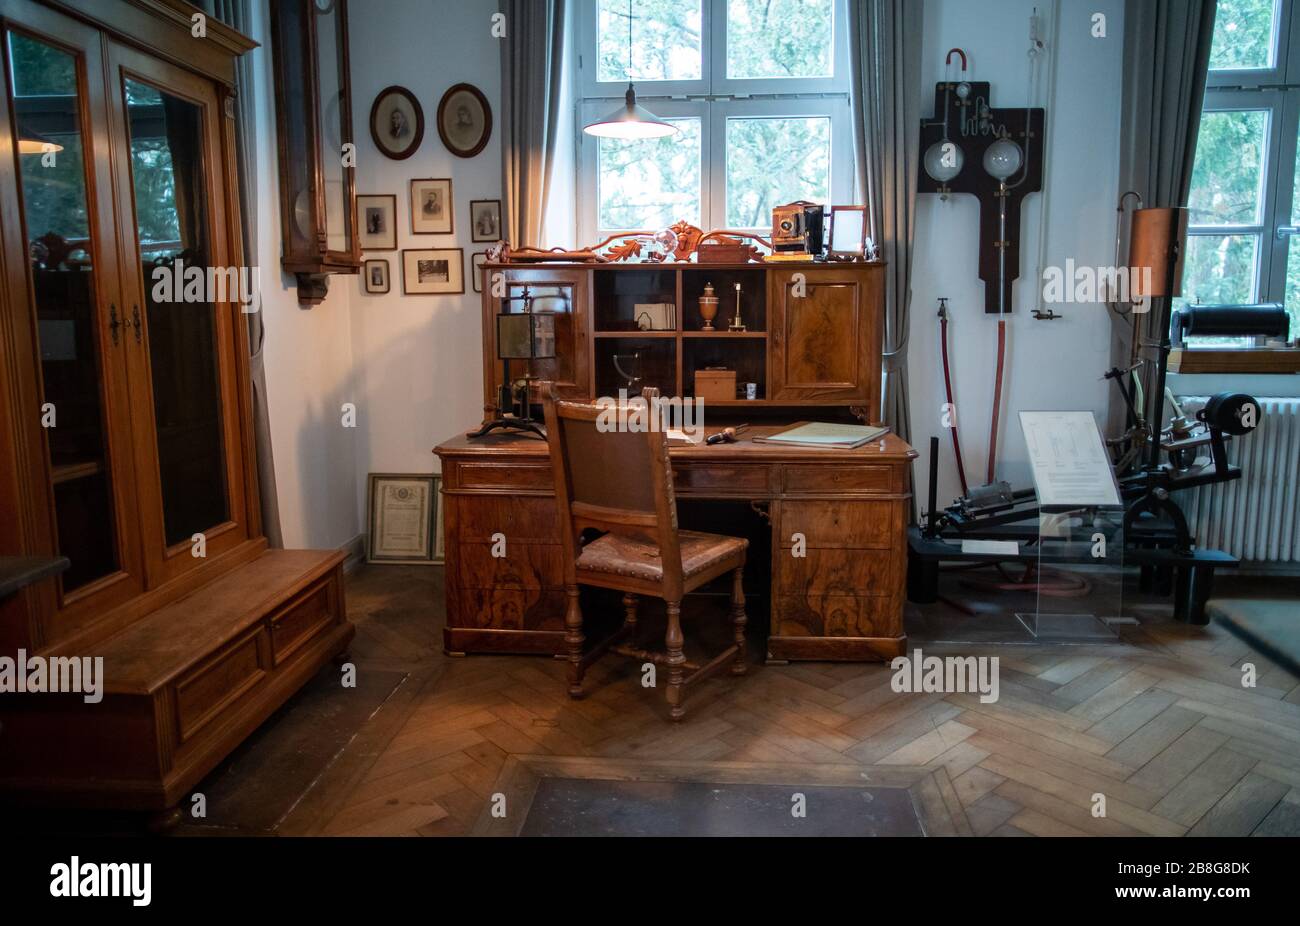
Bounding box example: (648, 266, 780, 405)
(436, 83, 492, 159)
(356, 194, 397, 251)
(410, 178, 453, 235)
(363, 259, 390, 294)
(402, 248, 464, 295)
(367, 473, 436, 564)
(829, 204, 868, 259)
(369, 85, 424, 160)
(432, 474, 445, 564)
(471, 251, 489, 294)
(470, 199, 502, 242)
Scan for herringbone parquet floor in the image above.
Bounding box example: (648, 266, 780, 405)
(284, 566, 1300, 837)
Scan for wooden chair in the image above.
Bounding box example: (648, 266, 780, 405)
(542, 385, 748, 720)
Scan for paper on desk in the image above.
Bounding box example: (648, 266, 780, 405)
(1018, 411, 1122, 508)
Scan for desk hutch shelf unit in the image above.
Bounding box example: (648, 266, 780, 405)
(440, 258, 914, 664)
(478, 260, 886, 419)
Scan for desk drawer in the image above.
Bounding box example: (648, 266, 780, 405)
(174, 626, 268, 743)
(672, 463, 775, 496)
(269, 580, 335, 666)
(783, 464, 892, 495)
(777, 549, 898, 596)
(458, 541, 564, 590)
(773, 594, 898, 638)
(456, 587, 566, 632)
(448, 496, 559, 544)
(457, 461, 553, 491)
(778, 500, 897, 549)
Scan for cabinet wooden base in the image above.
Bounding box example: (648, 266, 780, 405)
(0, 550, 352, 813)
(444, 626, 565, 656)
(767, 634, 906, 663)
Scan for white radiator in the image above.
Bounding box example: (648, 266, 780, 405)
(1177, 396, 1300, 565)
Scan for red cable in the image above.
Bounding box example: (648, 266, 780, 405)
(987, 319, 1006, 485)
(940, 312, 970, 495)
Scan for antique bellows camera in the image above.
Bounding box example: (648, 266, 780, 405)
(771, 201, 825, 255)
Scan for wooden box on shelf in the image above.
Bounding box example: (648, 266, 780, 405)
(695, 368, 737, 401)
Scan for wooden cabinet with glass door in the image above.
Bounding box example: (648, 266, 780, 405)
(0, 0, 352, 826)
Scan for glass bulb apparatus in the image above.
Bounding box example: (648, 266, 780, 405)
(983, 135, 1024, 182)
(924, 140, 964, 184)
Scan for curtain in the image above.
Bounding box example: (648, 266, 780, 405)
(1109, 0, 1217, 435)
(849, 0, 923, 446)
(500, 0, 567, 248)
(213, 0, 283, 547)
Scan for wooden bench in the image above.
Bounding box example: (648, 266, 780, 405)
(0, 549, 353, 823)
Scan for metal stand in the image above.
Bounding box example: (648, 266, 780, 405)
(466, 360, 547, 440)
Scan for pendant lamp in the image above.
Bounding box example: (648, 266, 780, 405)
(583, 0, 678, 140)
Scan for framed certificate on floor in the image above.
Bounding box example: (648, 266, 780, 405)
(367, 473, 437, 564)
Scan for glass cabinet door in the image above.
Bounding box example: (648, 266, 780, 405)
(2, 13, 145, 617)
(106, 42, 251, 584)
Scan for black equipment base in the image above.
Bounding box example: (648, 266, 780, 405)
(907, 527, 1237, 625)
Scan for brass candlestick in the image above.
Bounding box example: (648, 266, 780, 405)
(728, 281, 746, 332)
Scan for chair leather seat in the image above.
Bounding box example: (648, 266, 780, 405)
(577, 529, 748, 584)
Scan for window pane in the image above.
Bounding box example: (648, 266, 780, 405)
(1175, 234, 1259, 310)
(727, 0, 833, 79)
(1208, 0, 1278, 71)
(9, 31, 121, 591)
(598, 0, 701, 82)
(124, 78, 230, 545)
(1283, 245, 1300, 340)
(726, 116, 830, 227)
(1187, 110, 1267, 226)
(598, 118, 701, 229)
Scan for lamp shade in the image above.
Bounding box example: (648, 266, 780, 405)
(1128, 207, 1188, 298)
(16, 120, 63, 155)
(583, 84, 677, 139)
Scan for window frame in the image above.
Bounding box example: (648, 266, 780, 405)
(1183, 0, 1300, 320)
(574, 0, 852, 242)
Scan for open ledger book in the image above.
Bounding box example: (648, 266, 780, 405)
(752, 422, 890, 449)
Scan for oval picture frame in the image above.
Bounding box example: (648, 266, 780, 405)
(436, 83, 492, 159)
(369, 85, 424, 161)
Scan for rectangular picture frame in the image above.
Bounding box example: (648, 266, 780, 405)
(471, 250, 488, 293)
(367, 473, 437, 564)
(363, 258, 390, 294)
(432, 473, 445, 564)
(829, 204, 868, 259)
(410, 177, 454, 235)
(402, 247, 464, 295)
(470, 198, 502, 242)
(357, 194, 397, 251)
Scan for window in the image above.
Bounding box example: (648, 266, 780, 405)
(576, 0, 852, 242)
(1183, 0, 1300, 340)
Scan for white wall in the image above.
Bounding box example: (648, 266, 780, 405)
(249, 0, 362, 551)
(249, 0, 501, 548)
(910, 0, 1125, 506)
(347, 0, 502, 526)
(247, 0, 1129, 546)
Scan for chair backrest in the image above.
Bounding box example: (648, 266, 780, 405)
(543, 384, 684, 596)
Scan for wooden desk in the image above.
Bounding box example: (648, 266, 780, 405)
(435, 426, 916, 662)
